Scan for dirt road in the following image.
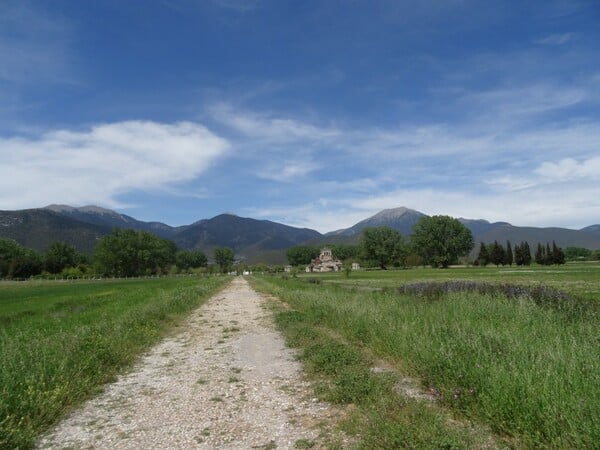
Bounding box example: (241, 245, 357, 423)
(38, 277, 344, 449)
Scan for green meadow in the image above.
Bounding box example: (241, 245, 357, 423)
(252, 263, 600, 449)
(0, 276, 228, 450)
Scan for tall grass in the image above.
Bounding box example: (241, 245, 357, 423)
(254, 275, 599, 448)
(0, 277, 228, 449)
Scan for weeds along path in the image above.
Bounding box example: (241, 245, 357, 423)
(38, 277, 343, 449)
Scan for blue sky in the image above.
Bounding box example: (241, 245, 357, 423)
(1, 0, 599, 232)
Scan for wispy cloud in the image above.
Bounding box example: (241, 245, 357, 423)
(0, 121, 229, 210)
(210, 103, 341, 144)
(203, 64, 600, 231)
(0, 2, 74, 85)
(535, 32, 575, 46)
(257, 159, 322, 182)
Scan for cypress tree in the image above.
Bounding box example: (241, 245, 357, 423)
(490, 240, 505, 266)
(514, 242, 523, 266)
(535, 243, 544, 265)
(505, 240, 513, 266)
(477, 242, 489, 266)
(523, 241, 532, 265)
(552, 241, 565, 265)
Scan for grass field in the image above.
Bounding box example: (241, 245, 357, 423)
(252, 263, 599, 449)
(0, 276, 229, 449)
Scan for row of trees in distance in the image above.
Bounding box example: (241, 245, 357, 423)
(288, 215, 476, 269)
(288, 215, 597, 269)
(0, 229, 237, 279)
(476, 240, 566, 266)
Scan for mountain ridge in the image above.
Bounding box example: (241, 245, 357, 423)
(1, 205, 599, 263)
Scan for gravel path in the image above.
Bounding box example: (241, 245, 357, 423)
(38, 277, 345, 449)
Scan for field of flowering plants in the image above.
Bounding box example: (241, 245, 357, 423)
(252, 263, 599, 449)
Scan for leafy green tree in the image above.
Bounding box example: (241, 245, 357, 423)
(176, 249, 208, 271)
(411, 216, 473, 268)
(214, 247, 235, 273)
(360, 226, 406, 269)
(93, 229, 176, 277)
(44, 241, 79, 274)
(0, 239, 42, 279)
(476, 242, 489, 266)
(331, 244, 360, 261)
(564, 247, 592, 261)
(286, 246, 320, 266)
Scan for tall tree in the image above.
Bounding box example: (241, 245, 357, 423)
(176, 250, 208, 270)
(552, 241, 565, 265)
(504, 241, 513, 266)
(0, 239, 42, 279)
(331, 244, 360, 261)
(522, 241, 532, 265)
(476, 242, 489, 266)
(93, 229, 176, 277)
(286, 246, 320, 266)
(214, 247, 235, 273)
(489, 241, 505, 266)
(360, 226, 406, 269)
(514, 242, 522, 266)
(44, 241, 79, 274)
(535, 243, 545, 265)
(411, 216, 474, 268)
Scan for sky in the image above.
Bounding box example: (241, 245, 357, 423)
(1, 0, 599, 232)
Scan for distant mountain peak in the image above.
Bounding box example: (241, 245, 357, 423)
(369, 207, 417, 220)
(326, 206, 425, 237)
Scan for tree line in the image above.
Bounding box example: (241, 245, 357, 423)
(475, 240, 567, 266)
(0, 229, 238, 279)
(287, 215, 597, 270)
(288, 215, 475, 269)
(2, 218, 597, 279)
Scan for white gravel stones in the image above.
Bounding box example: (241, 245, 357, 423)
(37, 277, 344, 449)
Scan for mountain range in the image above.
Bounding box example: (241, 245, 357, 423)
(1, 205, 599, 263)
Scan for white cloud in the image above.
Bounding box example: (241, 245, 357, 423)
(242, 203, 373, 233)
(0, 121, 229, 209)
(264, 180, 600, 233)
(257, 159, 322, 182)
(535, 157, 600, 181)
(534, 33, 574, 46)
(210, 103, 341, 145)
(457, 83, 586, 120)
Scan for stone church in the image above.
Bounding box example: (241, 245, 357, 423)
(305, 248, 343, 272)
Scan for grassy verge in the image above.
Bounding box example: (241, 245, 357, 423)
(0, 276, 229, 449)
(251, 273, 599, 449)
